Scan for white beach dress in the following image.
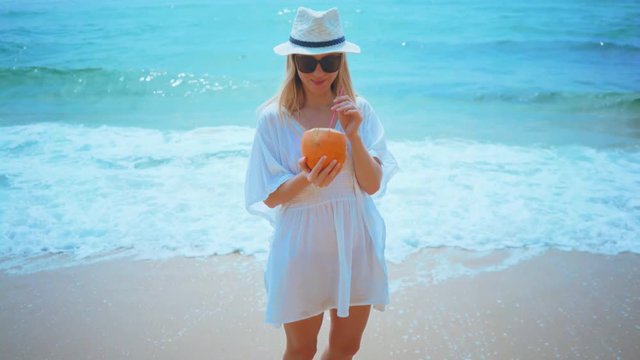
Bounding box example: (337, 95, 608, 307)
(244, 96, 398, 327)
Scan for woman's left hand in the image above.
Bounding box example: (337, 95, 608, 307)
(331, 95, 362, 141)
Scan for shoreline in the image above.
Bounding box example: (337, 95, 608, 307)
(1, 248, 639, 359)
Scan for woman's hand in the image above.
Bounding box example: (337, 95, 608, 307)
(298, 156, 342, 188)
(331, 94, 362, 141)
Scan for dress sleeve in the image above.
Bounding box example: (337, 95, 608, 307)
(359, 98, 399, 199)
(244, 110, 296, 226)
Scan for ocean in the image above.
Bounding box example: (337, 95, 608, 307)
(1, 0, 639, 276)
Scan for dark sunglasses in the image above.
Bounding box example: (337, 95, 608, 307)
(294, 54, 342, 74)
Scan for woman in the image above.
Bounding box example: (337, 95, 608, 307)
(245, 7, 398, 360)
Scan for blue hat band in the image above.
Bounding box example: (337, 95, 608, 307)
(289, 36, 345, 48)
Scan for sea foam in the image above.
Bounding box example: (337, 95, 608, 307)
(1, 123, 638, 274)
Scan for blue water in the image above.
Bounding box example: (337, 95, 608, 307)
(1, 0, 639, 274)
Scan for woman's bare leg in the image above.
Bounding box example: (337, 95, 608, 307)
(320, 305, 371, 360)
(283, 312, 324, 360)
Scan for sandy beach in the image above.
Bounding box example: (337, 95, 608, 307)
(1, 249, 639, 360)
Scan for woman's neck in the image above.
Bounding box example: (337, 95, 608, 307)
(303, 90, 334, 109)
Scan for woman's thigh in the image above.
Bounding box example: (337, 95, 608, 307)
(283, 313, 324, 348)
(328, 305, 371, 347)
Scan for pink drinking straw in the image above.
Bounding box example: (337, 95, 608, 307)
(328, 87, 344, 129)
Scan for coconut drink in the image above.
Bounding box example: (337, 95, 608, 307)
(301, 128, 347, 170)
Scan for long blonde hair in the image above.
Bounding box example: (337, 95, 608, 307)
(260, 54, 356, 118)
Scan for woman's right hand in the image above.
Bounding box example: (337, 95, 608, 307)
(298, 156, 342, 188)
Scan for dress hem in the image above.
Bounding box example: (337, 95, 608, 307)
(265, 299, 389, 329)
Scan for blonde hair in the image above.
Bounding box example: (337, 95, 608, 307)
(259, 54, 356, 118)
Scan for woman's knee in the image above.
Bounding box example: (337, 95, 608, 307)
(284, 342, 318, 359)
(328, 339, 361, 357)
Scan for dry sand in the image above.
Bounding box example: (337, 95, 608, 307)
(1, 249, 639, 359)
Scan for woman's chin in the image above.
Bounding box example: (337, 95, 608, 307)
(304, 81, 332, 95)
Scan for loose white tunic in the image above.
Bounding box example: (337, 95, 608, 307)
(244, 96, 398, 327)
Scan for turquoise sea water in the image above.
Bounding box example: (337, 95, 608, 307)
(1, 0, 639, 274)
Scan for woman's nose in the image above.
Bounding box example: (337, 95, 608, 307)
(312, 63, 324, 74)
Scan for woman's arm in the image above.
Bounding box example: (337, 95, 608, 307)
(263, 172, 310, 208)
(263, 156, 342, 208)
(349, 134, 382, 195)
(332, 95, 383, 195)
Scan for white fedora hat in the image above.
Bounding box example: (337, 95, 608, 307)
(274, 7, 361, 56)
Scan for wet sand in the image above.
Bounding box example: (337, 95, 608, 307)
(1, 249, 639, 359)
